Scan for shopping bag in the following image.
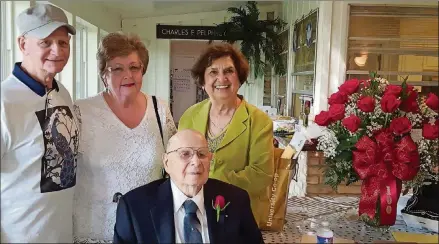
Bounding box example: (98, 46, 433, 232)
(258, 148, 295, 231)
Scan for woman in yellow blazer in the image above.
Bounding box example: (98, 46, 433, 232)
(178, 43, 274, 226)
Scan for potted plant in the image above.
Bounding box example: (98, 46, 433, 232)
(213, 1, 286, 78)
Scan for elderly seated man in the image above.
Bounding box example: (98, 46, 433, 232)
(113, 129, 263, 244)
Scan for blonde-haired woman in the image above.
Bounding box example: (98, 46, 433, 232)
(72, 32, 176, 243)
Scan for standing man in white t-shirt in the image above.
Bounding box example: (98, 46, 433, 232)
(1, 4, 79, 243)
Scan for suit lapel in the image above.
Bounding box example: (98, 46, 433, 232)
(216, 100, 248, 151)
(150, 180, 175, 244)
(204, 180, 221, 244)
(191, 100, 210, 135)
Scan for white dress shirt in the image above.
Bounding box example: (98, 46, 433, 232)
(171, 180, 210, 243)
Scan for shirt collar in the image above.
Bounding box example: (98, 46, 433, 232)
(170, 179, 205, 215)
(12, 62, 59, 97)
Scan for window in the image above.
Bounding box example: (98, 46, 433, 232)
(347, 5, 438, 96)
(75, 22, 88, 99)
(97, 29, 109, 92)
(74, 18, 99, 100)
(273, 29, 289, 115)
(0, 1, 11, 81)
(290, 9, 318, 118)
(0, 1, 30, 81)
(263, 12, 275, 107)
(263, 11, 289, 115)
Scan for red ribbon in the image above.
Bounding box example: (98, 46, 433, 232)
(352, 130, 419, 225)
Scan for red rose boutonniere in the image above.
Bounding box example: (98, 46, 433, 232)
(212, 195, 230, 222)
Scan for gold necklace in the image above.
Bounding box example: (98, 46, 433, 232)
(209, 99, 240, 132)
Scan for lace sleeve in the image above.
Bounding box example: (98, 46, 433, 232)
(73, 104, 84, 153)
(73, 104, 82, 128)
(159, 100, 177, 149)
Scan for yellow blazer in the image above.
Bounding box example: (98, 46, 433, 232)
(178, 98, 274, 225)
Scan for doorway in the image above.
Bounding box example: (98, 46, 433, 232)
(170, 40, 213, 124)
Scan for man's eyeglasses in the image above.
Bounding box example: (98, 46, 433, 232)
(106, 63, 143, 77)
(166, 147, 210, 161)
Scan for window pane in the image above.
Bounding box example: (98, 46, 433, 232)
(294, 42, 316, 72)
(293, 74, 314, 92)
(278, 75, 287, 96)
(263, 65, 272, 106)
(280, 29, 289, 53)
(75, 25, 85, 100)
(278, 53, 288, 97)
(293, 11, 317, 72)
(291, 93, 302, 118)
(348, 5, 438, 91)
(290, 93, 312, 118)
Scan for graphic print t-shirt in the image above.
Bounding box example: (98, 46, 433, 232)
(1, 75, 79, 243)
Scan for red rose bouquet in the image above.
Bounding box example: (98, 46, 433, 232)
(404, 92, 439, 191)
(314, 73, 438, 227)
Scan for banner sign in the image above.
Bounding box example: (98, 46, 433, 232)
(156, 25, 229, 40)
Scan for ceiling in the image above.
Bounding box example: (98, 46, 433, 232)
(97, 1, 282, 19)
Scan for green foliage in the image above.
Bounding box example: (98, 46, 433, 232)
(213, 1, 287, 78)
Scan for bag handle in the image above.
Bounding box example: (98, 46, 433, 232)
(152, 96, 169, 179)
(152, 95, 164, 146)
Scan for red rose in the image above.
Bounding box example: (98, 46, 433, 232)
(342, 115, 361, 132)
(339, 79, 360, 95)
(422, 121, 439, 140)
(361, 80, 370, 88)
(328, 104, 345, 121)
(328, 91, 348, 105)
(214, 195, 226, 209)
(381, 94, 401, 113)
(390, 117, 412, 135)
(315, 111, 332, 126)
(384, 85, 402, 97)
(400, 89, 419, 113)
(357, 96, 375, 113)
(425, 93, 439, 112)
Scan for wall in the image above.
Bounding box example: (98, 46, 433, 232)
(306, 152, 361, 195)
(47, 0, 121, 33)
(122, 4, 282, 106)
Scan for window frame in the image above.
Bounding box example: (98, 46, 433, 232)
(290, 8, 319, 118)
(346, 5, 438, 90)
(75, 21, 89, 100)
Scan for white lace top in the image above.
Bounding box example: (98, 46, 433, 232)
(72, 92, 176, 242)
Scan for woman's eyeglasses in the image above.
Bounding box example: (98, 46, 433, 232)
(106, 63, 143, 77)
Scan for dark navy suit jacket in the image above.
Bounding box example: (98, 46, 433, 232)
(113, 178, 264, 244)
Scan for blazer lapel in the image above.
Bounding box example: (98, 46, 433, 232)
(150, 180, 175, 244)
(204, 180, 221, 244)
(191, 100, 211, 135)
(216, 100, 248, 151)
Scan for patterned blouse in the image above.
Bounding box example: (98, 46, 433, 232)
(207, 126, 228, 155)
